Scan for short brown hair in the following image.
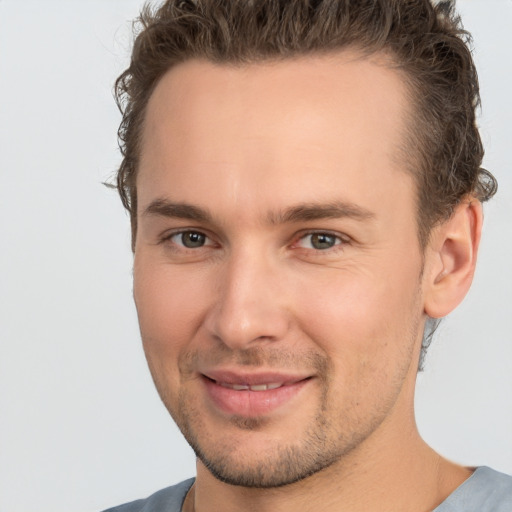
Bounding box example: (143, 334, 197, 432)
(115, 0, 497, 248)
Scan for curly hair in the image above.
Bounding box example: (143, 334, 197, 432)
(115, 0, 497, 249)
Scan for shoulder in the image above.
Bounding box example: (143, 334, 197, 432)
(101, 478, 195, 512)
(435, 467, 512, 512)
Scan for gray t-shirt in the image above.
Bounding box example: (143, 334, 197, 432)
(102, 466, 512, 512)
(433, 466, 512, 511)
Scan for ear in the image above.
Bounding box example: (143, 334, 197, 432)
(423, 199, 483, 319)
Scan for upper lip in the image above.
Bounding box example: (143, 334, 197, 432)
(201, 369, 312, 386)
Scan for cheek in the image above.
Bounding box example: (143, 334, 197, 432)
(133, 258, 209, 368)
(292, 270, 423, 422)
(293, 265, 422, 368)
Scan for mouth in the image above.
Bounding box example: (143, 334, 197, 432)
(200, 371, 312, 417)
(217, 382, 284, 391)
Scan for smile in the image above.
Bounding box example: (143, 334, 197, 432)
(217, 382, 284, 391)
(201, 372, 312, 417)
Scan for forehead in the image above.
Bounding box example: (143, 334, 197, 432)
(138, 53, 414, 223)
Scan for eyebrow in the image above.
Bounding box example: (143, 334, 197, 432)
(142, 199, 213, 223)
(268, 201, 375, 224)
(142, 198, 375, 225)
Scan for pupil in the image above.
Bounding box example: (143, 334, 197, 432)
(182, 232, 205, 248)
(312, 233, 335, 249)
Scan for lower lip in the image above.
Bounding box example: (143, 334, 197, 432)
(202, 377, 310, 417)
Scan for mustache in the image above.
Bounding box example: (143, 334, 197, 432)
(179, 344, 331, 375)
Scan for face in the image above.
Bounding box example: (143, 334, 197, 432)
(134, 54, 428, 487)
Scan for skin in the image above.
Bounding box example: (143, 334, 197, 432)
(133, 53, 482, 512)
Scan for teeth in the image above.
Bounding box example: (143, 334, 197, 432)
(219, 382, 283, 391)
(249, 384, 268, 391)
(232, 384, 250, 390)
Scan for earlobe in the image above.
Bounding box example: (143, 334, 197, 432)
(423, 199, 483, 319)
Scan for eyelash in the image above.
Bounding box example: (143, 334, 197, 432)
(159, 229, 348, 254)
(160, 230, 216, 250)
(294, 231, 347, 252)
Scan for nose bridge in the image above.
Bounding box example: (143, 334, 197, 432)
(206, 244, 289, 348)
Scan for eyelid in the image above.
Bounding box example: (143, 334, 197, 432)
(159, 228, 215, 247)
(293, 230, 349, 251)
(157, 227, 349, 252)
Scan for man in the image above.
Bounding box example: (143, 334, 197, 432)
(104, 0, 511, 511)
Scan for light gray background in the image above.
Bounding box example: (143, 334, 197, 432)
(0, 1, 510, 511)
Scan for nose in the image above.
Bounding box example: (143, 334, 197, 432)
(204, 249, 290, 350)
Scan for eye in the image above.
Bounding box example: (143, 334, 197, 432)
(297, 232, 343, 250)
(170, 230, 209, 248)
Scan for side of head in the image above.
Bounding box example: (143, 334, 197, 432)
(115, 0, 497, 250)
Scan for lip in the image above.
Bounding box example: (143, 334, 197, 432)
(201, 370, 312, 417)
